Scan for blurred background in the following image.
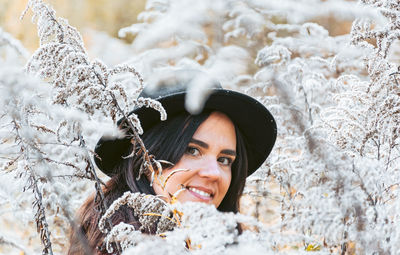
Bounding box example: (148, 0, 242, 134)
(0, 0, 145, 52)
(0, 0, 354, 53)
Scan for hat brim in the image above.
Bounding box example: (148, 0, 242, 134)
(94, 89, 277, 176)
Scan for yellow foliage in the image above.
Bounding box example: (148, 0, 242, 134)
(143, 212, 176, 223)
(305, 244, 321, 251)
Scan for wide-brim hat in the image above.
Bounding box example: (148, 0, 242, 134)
(94, 70, 277, 177)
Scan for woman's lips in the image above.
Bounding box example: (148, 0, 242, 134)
(187, 186, 213, 201)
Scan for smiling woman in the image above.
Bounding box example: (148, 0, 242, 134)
(152, 111, 236, 207)
(68, 70, 277, 255)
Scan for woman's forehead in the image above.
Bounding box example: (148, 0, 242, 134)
(191, 111, 236, 149)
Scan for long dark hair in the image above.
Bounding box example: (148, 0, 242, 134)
(68, 111, 248, 254)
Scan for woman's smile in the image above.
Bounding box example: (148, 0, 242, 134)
(187, 186, 213, 201)
(152, 111, 236, 207)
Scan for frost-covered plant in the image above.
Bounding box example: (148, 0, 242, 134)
(101, 192, 283, 255)
(248, 1, 400, 253)
(0, 66, 64, 254)
(1, 0, 167, 253)
(318, 0, 400, 253)
(98, 192, 175, 253)
(99, 192, 175, 235)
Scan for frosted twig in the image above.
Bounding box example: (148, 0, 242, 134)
(99, 191, 175, 237)
(103, 223, 137, 252)
(77, 132, 122, 254)
(23, 0, 166, 192)
(46, 172, 93, 255)
(11, 120, 53, 255)
(161, 169, 190, 189)
(134, 97, 167, 121)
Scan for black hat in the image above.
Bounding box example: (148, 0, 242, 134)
(94, 70, 277, 177)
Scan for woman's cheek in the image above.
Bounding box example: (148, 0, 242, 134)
(222, 170, 232, 193)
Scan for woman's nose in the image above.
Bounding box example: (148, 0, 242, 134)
(197, 157, 222, 180)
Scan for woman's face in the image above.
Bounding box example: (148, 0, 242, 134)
(152, 111, 236, 207)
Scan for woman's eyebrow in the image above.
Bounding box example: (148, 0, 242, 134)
(221, 149, 236, 156)
(190, 139, 237, 156)
(190, 139, 209, 148)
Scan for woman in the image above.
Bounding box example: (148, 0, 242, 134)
(68, 71, 277, 254)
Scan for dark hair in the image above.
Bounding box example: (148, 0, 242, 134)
(68, 111, 248, 254)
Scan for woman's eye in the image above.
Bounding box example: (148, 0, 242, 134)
(186, 147, 200, 156)
(218, 157, 233, 166)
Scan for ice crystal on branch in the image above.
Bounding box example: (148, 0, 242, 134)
(104, 223, 152, 252)
(352, 0, 400, 58)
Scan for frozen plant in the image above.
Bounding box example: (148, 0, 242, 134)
(117, 0, 400, 253)
(1, 0, 167, 253)
(320, 0, 400, 252)
(102, 193, 285, 255)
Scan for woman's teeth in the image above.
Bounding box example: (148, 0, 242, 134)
(188, 187, 211, 197)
